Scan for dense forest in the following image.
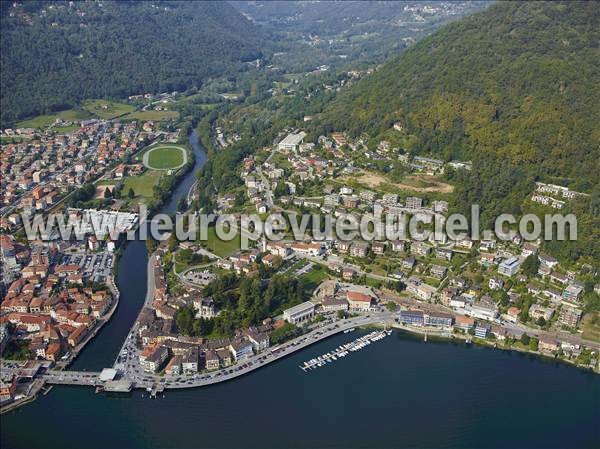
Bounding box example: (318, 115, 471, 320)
(319, 1, 599, 190)
(175, 271, 308, 338)
(1, 1, 267, 125)
(315, 1, 600, 261)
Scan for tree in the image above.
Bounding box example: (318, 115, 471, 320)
(145, 236, 158, 254)
(274, 181, 288, 198)
(127, 187, 135, 199)
(520, 333, 530, 346)
(337, 310, 349, 319)
(522, 254, 540, 277)
(536, 317, 546, 327)
(386, 301, 398, 312)
(177, 197, 187, 212)
(529, 337, 539, 351)
(103, 187, 112, 199)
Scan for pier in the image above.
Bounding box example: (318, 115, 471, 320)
(300, 329, 392, 372)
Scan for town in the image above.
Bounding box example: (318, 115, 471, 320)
(3, 119, 599, 410)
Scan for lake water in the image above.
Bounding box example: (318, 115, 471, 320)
(2, 330, 599, 449)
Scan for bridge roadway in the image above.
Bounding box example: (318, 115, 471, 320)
(18, 312, 395, 391)
(42, 370, 101, 387)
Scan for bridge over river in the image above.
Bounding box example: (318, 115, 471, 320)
(3, 313, 396, 397)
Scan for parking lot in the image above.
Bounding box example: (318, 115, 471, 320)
(59, 250, 114, 283)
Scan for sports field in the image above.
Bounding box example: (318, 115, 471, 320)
(143, 145, 187, 170)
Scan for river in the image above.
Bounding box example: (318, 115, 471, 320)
(1, 132, 599, 449)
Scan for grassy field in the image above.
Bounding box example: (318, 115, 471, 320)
(123, 110, 179, 121)
(147, 146, 185, 169)
(122, 171, 162, 201)
(54, 124, 80, 134)
(581, 312, 600, 342)
(343, 170, 454, 194)
(300, 264, 330, 288)
(82, 99, 135, 120)
(200, 227, 241, 258)
(16, 108, 92, 129)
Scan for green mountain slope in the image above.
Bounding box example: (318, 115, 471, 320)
(1, 1, 266, 125)
(320, 1, 600, 192)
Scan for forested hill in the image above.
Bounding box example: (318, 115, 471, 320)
(0, 1, 266, 125)
(319, 1, 600, 195)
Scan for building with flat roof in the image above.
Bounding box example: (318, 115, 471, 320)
(425, 312, 453, 327)
(99, 368, 118, 382)
(498, 257, 521, 276)
(278, 132, 306, 152)
(283, 301, 316, 324)
(400, 310, 424, 326)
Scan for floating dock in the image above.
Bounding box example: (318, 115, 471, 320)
(300, 329, 391, 372)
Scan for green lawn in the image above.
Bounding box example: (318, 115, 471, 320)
(122, 171, 162, 200)
(581, 312, 600, 342)
(147, 146, 185, 169)
(82, 99, 135, 119)
(300, 264, 330, 287)
(123, 110, 179, 121)
(201, 227, 241, 258)
(16, 108, 92, 129)
(54, 124, 80, 134)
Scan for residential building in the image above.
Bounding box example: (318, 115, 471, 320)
(563, 284, 583, 302)
(400, 310, 424, 326)
(411, 242, 432, 257)
(464, 299, 498, 321)
(425, 313, 453, 327)
(488, 277, 504, 290)
(321, 297, 348, 312)
(402, 256, 416, 270)
(229, 340, 254, 362)
(454, 315, 475, 332)
(557, 306, 582, 328)
(165, 355, 182, 375)
(205, 350, 220, 371)
(0, 376, 17, 404)
(405, 196, 422, 210)
(528, 304, 554, 322)
(346, 291, 374, 311)
(430, 265, 447, 279)
(498, 257, 521, 276)
(350, 241, 369, 258)
(538, 337, 559, 354)
(182, 347, 199, 373)
(474, 323, 491, 338)
(141, 346, 169, 372)
(245, 329, 270, 353)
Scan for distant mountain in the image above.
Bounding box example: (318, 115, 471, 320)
(320, 1, 600, 194)
(231, 1, 488, 70)
(1, 1, 266, 125)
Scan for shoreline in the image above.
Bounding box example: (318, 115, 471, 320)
(2, 314, 596, 416)
(385, 323, 599, 373)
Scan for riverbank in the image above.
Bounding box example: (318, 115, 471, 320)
(0, 131, 204, 415)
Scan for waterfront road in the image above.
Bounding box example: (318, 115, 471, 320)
(119, 312, 397, 391)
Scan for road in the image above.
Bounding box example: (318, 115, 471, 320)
(114, 311, 397, 391)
